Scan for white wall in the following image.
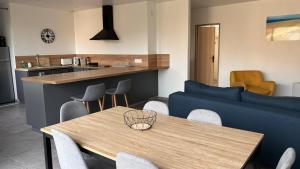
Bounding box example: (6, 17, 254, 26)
(74, 2, 149, 54)
(157, 0, 190, 97)
(192, 0, 300, 96)
(10, 3, 75, 56)
(147, 1, 157, 54)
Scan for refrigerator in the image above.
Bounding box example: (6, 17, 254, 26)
(0, 47, 15, 104)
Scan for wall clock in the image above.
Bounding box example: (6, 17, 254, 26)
(41, 28, 55, 44)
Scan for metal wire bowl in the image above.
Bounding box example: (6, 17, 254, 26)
(123, 110, 157, 131)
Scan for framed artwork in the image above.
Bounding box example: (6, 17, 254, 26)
(266, 14, 300, 41)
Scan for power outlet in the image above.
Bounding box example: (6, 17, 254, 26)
(134, 59, 143, 64)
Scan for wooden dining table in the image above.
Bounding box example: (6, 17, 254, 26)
(41, 106, 264, 169)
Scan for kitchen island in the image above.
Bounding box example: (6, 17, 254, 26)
(22, 66, 167, 131)
(16, 65, 97, 103)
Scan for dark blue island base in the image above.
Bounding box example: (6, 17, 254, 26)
(23, 70, 158, 131)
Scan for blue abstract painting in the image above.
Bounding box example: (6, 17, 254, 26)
(266, 14, 300, 41)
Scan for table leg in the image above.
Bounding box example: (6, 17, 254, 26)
(253, 144, 262, 169)
(243, 142, 262, 169)
(43, 134, 53, 169)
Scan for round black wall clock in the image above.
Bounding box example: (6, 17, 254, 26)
(41, 28, 55, 44)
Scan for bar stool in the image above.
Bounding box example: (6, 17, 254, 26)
(106, 79, 131, 107)
(71, 83, 105, 113)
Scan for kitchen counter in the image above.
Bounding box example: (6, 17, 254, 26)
(21, 66, 168, 84)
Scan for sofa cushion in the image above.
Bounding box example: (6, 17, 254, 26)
(185, 80, 244, 101)
(241, 91, 300, 112)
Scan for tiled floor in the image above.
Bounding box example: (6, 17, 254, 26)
(0, 103, 60, 169)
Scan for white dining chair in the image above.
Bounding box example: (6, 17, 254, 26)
(52, 129, 114, 169)
(52, 129, 89, 169)
(143, 101, 169, 116)
(116, 152, 159, 169)
(60, 101, 89, 122)
(187, 109, 222, 126)
(276, 148, 296, 169)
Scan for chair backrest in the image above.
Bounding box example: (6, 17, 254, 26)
(115, 79, 131, 94)
(187, 109, 222, 126)
(116, 152, 158, 169)
(230, 71, 263, 85)
(276, 148, 296, 169)
(143, 101, 169, 116)
(60, 101, 88, 122)
(52, 129, 88, 169)
(82, 83, 105, 101)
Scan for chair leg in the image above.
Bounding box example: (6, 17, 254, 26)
(102, 96, 105, 110)
(98, 99, 103, 111)
(111, 95, 114, 107)
(114, 95, 117, 107)
(124, 94, 129, 107)
(83, 101, 87, 110)
(86, 102, 91, 113)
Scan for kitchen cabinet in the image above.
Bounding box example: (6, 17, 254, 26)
(15, 67, 73, 103)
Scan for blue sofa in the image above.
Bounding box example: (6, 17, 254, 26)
(169, 80, 300, 168)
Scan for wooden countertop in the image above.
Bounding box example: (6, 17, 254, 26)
(41, 107, 264, 169)
(21, 66, 168, 84)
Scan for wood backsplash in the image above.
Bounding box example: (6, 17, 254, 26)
(15, 54, 169, 68)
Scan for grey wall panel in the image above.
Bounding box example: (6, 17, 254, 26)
(15, 71, 29, 103)
(23, 81, 46, 130)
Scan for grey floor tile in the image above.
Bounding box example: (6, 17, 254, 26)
(11, 146, 59, 169)
(0, 134, 43, 157)
(0, 155, 10, 163)
(0, 103, 60, 169)
(0, 159, 25, 169)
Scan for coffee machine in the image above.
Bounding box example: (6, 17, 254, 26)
(73, 57, 80, 66)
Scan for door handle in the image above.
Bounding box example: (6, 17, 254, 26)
(211, 55, 215, 63)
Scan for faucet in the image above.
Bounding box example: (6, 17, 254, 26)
(36, 54, 41, 67)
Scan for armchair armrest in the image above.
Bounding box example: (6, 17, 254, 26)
(259, 81, 276, 88)
(258, 81, 276, 95)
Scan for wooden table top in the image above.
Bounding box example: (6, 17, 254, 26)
(21, 66, 168, 84)
(41, 107, 263, 169)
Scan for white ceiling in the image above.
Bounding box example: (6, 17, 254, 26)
(0, 0, 260, 11)
(191, 0, 259, 9)
(0, 0, 168, 11)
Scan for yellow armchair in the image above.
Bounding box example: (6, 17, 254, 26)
(230, 71, 276, 96)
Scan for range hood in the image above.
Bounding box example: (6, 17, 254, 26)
(90, 5, 119, 40)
